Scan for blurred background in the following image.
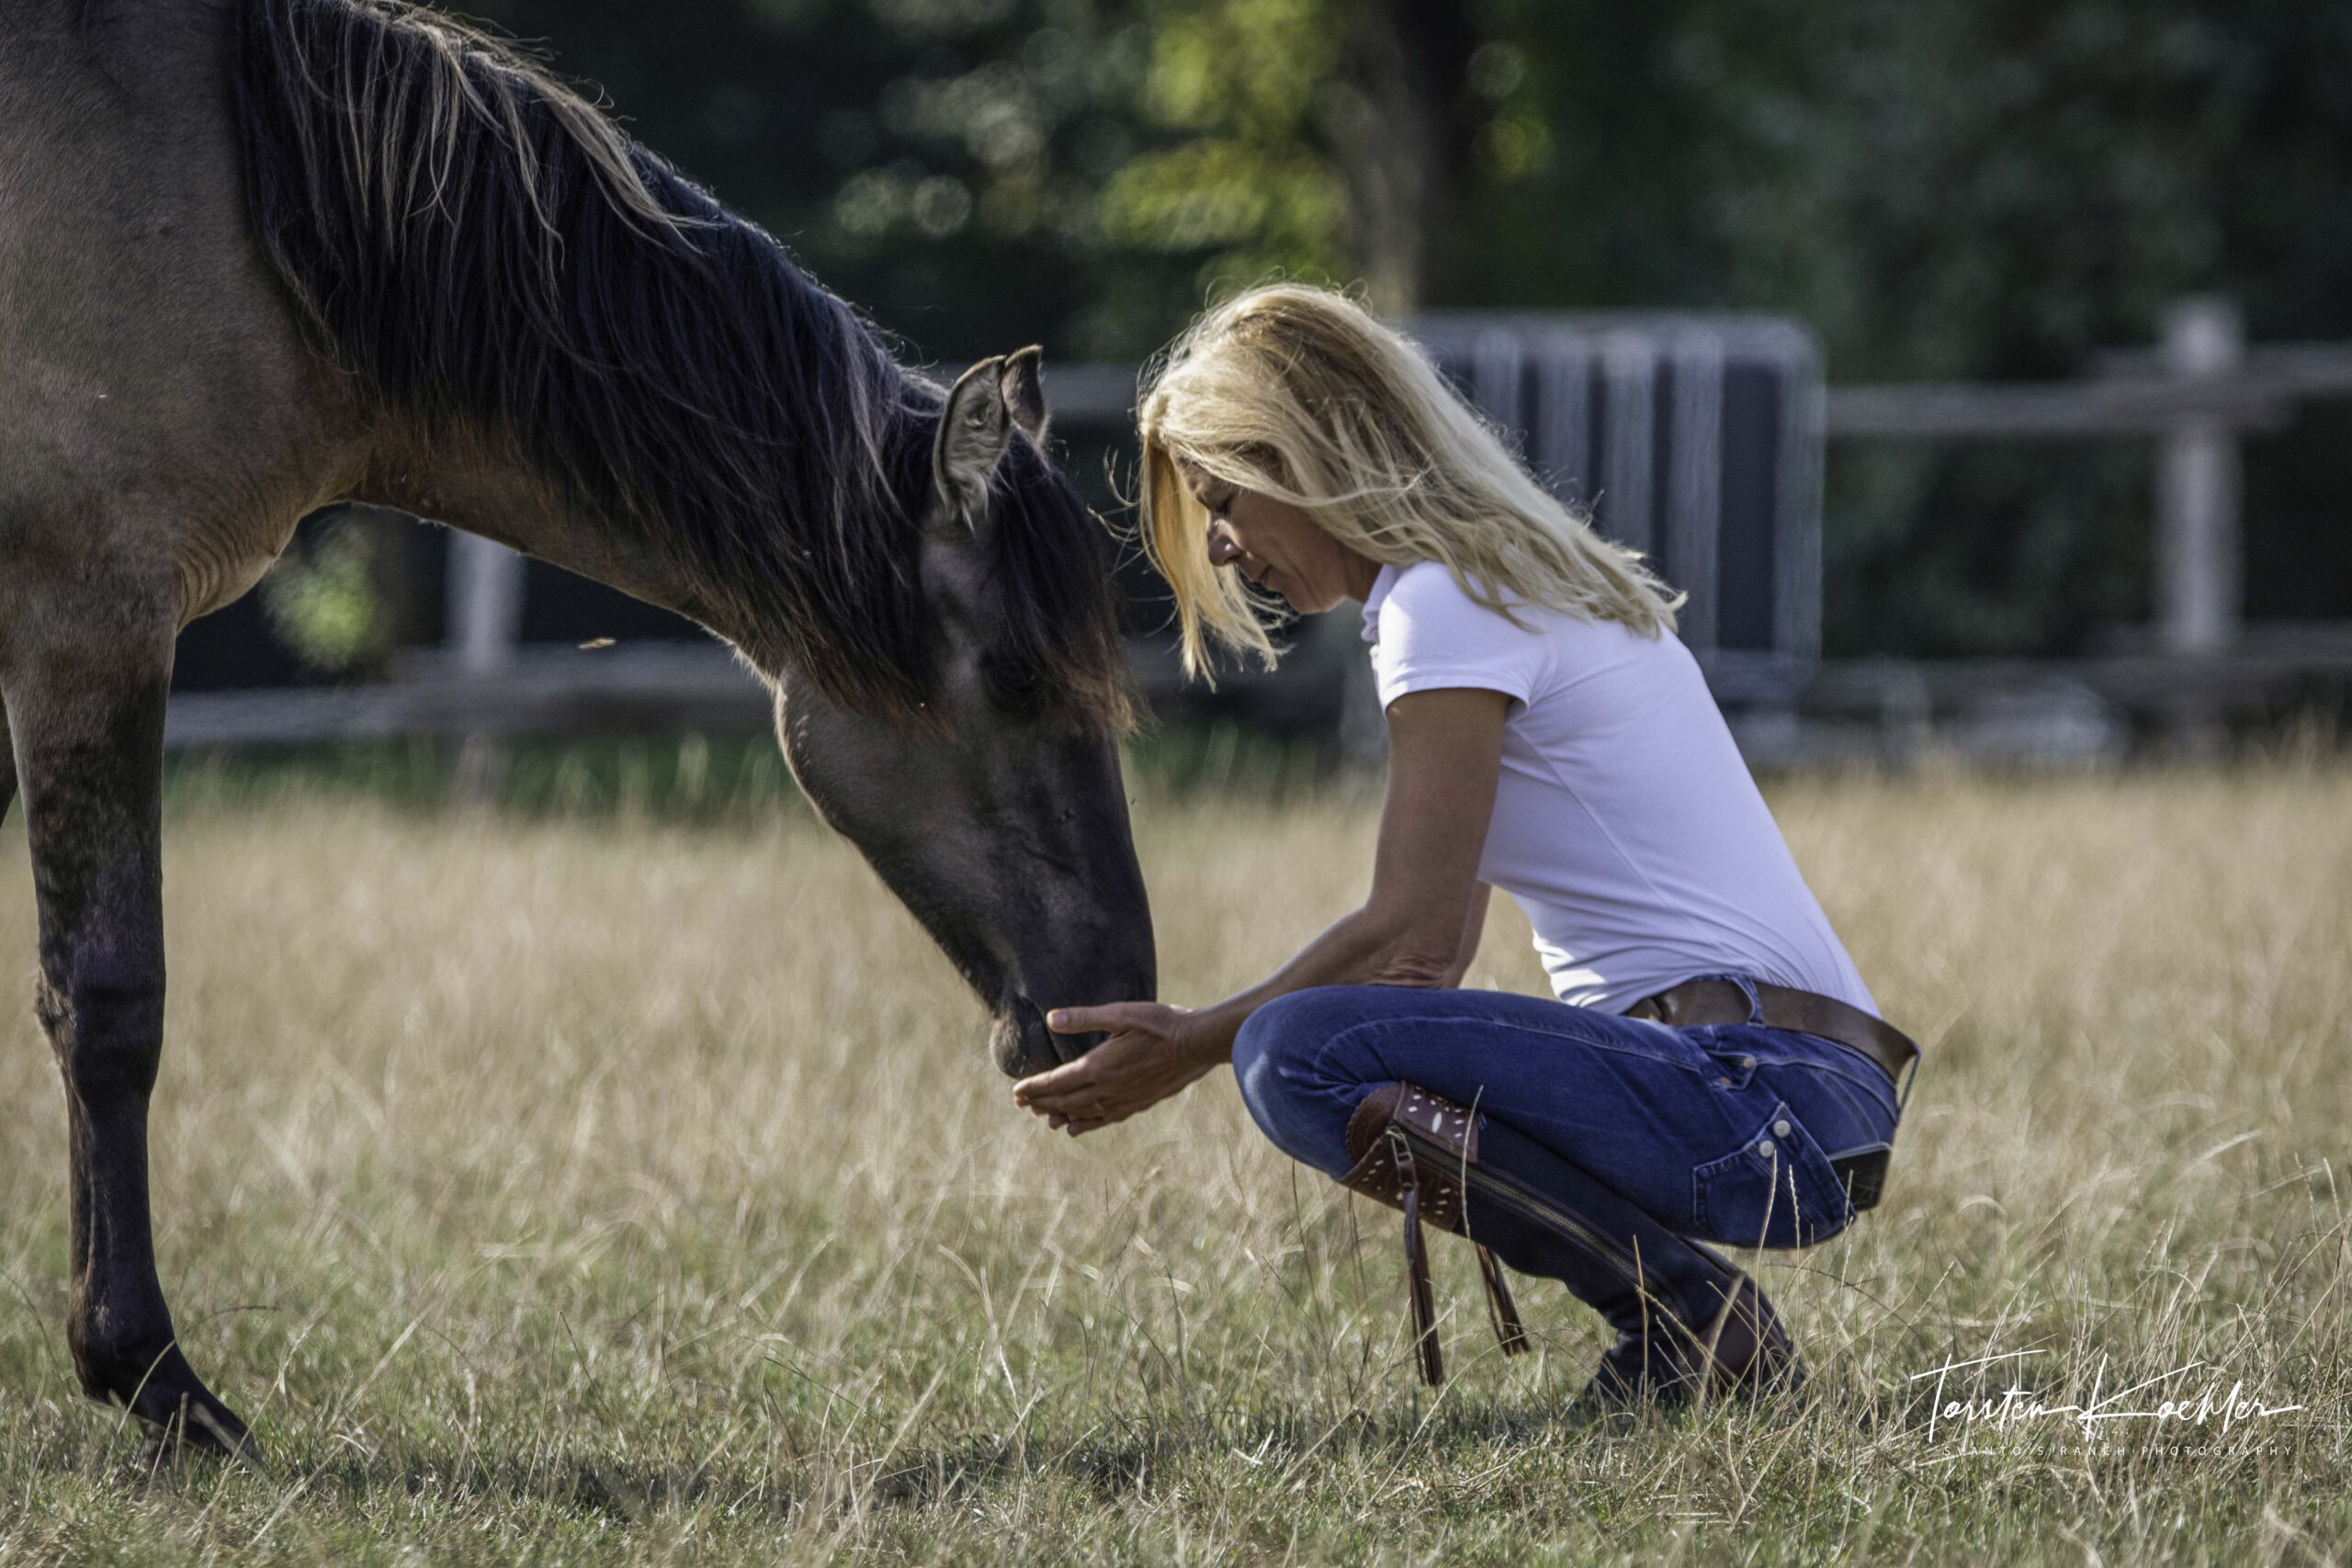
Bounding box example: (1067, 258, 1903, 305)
(172, 0, 2352, 800)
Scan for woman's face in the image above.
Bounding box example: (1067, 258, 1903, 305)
(1182, 461, 1377, 615)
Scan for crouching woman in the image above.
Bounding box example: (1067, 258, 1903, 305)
(1014, 284, 1917, 1405)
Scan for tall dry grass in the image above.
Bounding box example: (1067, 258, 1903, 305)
(0, 763, 2345, 1562)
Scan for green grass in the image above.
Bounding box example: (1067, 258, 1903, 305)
(0, 763, 2346, 1562)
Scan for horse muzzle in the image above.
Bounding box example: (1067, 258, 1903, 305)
(993, 996, 1082, 1078)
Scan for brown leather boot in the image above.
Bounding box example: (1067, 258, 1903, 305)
(1340, 1082, 1804, 1401)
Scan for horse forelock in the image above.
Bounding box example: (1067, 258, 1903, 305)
(232, 0, 1125, 728)
(979, 436, 1138, 734)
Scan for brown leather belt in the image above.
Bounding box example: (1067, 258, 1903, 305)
(1625, 977, 1921, 1093)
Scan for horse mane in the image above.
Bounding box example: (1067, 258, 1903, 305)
(230, 0, 1128, 727)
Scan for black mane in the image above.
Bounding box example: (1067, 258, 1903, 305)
(231, 0, 1125, 726)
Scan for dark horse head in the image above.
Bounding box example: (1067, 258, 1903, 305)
(233, 0, 1155, 1075)
(775, 351, 1159, 1077)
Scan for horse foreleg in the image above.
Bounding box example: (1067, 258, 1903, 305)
(5, 635, 254, 1462)
(2, 693, 16, 823)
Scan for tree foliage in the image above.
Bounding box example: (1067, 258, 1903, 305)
(453, 0, 2352, 654)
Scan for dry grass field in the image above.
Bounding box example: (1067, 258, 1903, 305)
(0, 759, 2346, 1563)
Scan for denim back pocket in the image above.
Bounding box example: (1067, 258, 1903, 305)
(1691, 1100, 1856, 1249)
(1697, 1031, 1759, 1091)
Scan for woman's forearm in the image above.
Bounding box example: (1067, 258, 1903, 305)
(1438, 882, 1493, 988)
(1187, 905, 1459, 1064)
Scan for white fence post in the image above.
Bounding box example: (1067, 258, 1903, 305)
(2156, 296, 2245, 656)
(448, 533, 526, 677)
(446, 533, 526, 801)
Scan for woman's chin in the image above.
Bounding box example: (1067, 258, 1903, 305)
(1257, 572, 1335, 615)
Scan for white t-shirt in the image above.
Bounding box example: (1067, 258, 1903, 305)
(1363, 560, 1877, 1017)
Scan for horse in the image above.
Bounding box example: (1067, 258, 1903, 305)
(0, 0, 1157, 1461)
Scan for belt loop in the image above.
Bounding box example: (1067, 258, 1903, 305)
(1725, 973, 1765, 1027)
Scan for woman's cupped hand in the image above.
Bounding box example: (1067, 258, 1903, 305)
(1012, 1001, 1219, 1136)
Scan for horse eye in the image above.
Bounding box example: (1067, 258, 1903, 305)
(980, 654, 1046, 714)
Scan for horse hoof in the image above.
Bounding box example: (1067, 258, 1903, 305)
(100, 1362, 264, 1472)
(130, 1397, 265, 1472)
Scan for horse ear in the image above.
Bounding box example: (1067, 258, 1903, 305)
(933, 355, 1012, 534)
(1001, 345, 1048, 444)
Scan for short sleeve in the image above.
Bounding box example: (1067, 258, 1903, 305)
(1367, 562, 1552, 712)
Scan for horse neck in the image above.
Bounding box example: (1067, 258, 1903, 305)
(351, 423, 746, 659)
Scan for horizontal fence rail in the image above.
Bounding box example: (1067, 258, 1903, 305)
(1822, 378, 2292, 438)
(157, 298, 2352, 761)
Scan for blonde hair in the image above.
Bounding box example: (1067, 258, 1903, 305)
(1136, 283, 1683, 680)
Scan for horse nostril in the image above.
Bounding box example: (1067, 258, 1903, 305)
(993, 998, 1064, 1078)
(1008, 991, 1102, 1067)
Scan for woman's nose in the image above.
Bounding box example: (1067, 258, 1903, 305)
(1207, 522, 1243, 567)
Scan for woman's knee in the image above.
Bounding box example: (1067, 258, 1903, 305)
(1231, 987, 1340, 1109)
(1232, 988, 1377, 1173)
(1230, 992, 1307, 1126)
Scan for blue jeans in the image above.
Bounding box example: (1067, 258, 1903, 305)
(1232, 980, 1902, 1250)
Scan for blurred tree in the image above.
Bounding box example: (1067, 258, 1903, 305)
(1660, 0, 2352, 652)
(468, 0, 1501, 351)
(1091, 0, 1478, 315)
(1422, 0, 2352, 653)
(258, 510, 409, 679)
(425, 0, 2352, 656)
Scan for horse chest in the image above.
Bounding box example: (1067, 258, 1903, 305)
(175, 517, 300, 626)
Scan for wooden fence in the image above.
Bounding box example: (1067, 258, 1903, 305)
(162, 297, 2352, 757)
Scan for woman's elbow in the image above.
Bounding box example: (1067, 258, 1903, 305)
(1359, 914, 1464, 989)
(1369, 951, 1460, 988)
